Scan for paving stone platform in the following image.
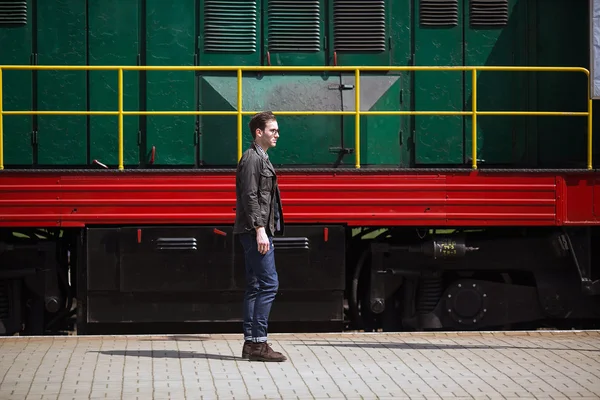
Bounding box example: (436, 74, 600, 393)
(0, 330, 599, 399)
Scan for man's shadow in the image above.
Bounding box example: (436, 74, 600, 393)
(92, 350, 241, 361)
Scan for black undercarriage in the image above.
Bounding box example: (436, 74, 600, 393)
(1, 225, 599, 336)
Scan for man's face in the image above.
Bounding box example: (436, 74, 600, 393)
(256, 120, 279, 150)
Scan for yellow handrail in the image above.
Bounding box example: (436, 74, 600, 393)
(472, 69, 478, 169)
(237, 68, 243, 164)
(0, 68, 3, 171)
(118, 68, 124, 171)
(355, 68, 360, 169)
(0, 65, 593, 170)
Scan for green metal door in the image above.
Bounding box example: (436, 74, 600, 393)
(414, 0, 529, 166)
(36, 0, 86, 165)
(340, 73, 402, 167)
(199, 0, 345, 167)
(145, 0, 196, 165)
(0, 0, 32, 165)
(262, 0, 346, 167)
(198, 0, 261, 166)
(536, 0, 588, 167)
(389, 0, 413, 167)
(88, 0, 140, 167)
(334, 0, 403, 167)
(247, 73, 345, 167)
(464, 0, 527, 166)
(414, 0, 464, 165)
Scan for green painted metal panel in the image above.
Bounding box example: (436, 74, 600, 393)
(390, 0, 413, 167)
(199, 0, 260, 66)
(199, 73, 343, 166)
(88, 0, 139, 167)
(536, 0, 588, 168)
(414, 0, 464, 164)
(525, 0, 538, 167)
(198, 77, 238, 166)
(268, 113, 342, 166)
(335, 0, 406, 167)
(264, 0, 325, 66)
(341, 73, 402, 166)
(146, 0, 196, 165)
(328, 0, 389, 66)
(464, 0, 528, 165)
(0, 1, 32, 165)
(36, 0, 86, 165)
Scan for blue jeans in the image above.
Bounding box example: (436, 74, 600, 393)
(239, 233, 279, 342)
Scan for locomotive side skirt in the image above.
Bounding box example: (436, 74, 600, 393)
(0, 171, 598, 227)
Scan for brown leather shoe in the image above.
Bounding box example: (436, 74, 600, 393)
(249, 342, 287, 362)
(242, 340, 253, 359)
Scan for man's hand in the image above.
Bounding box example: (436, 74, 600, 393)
(256, 227, 270, 255)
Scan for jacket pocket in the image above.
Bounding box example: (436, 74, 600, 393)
(260, 170, 274, 193)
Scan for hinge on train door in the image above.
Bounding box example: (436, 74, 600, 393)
(31, 131, 38, 146)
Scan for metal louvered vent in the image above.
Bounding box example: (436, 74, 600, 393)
(268, 0, 320, 52)
(420, 0, 459, 27)
(273, 237, 310, 250)
(470, 0, 509, 27)
(0, 0, 27, 27)
(204, 0, 256, 52)
(156, 237, 198, 251)
(334, 0, 386, 52)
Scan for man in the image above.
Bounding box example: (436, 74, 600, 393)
(233, 111, 286, 362)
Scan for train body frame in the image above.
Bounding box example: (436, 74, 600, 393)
(1, 0, 600, 334)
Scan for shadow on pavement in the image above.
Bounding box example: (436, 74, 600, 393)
(289, 341, 600, 352)
(136, 335, 212, 342)
(92, 350, 242, 361)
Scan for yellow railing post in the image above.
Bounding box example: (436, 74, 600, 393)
(118, 68, 124, 170)
(0, 67, 3, 170)
(588, 84, 593, 170)
(355, 69, 361, 169)
(472, 68, 478, 170)
(237, 68, 243, 161)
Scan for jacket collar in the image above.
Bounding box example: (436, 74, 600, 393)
(253, 142, 275, 174)
(253, 142, 268, 159)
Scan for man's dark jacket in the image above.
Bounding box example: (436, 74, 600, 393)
(233, 143, 284, 237)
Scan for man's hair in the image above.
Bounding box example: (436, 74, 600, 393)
(249, 111, 276, 139)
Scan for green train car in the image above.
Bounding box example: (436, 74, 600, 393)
(0, 0, 595, 169)
(1, 0, 600, 337)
